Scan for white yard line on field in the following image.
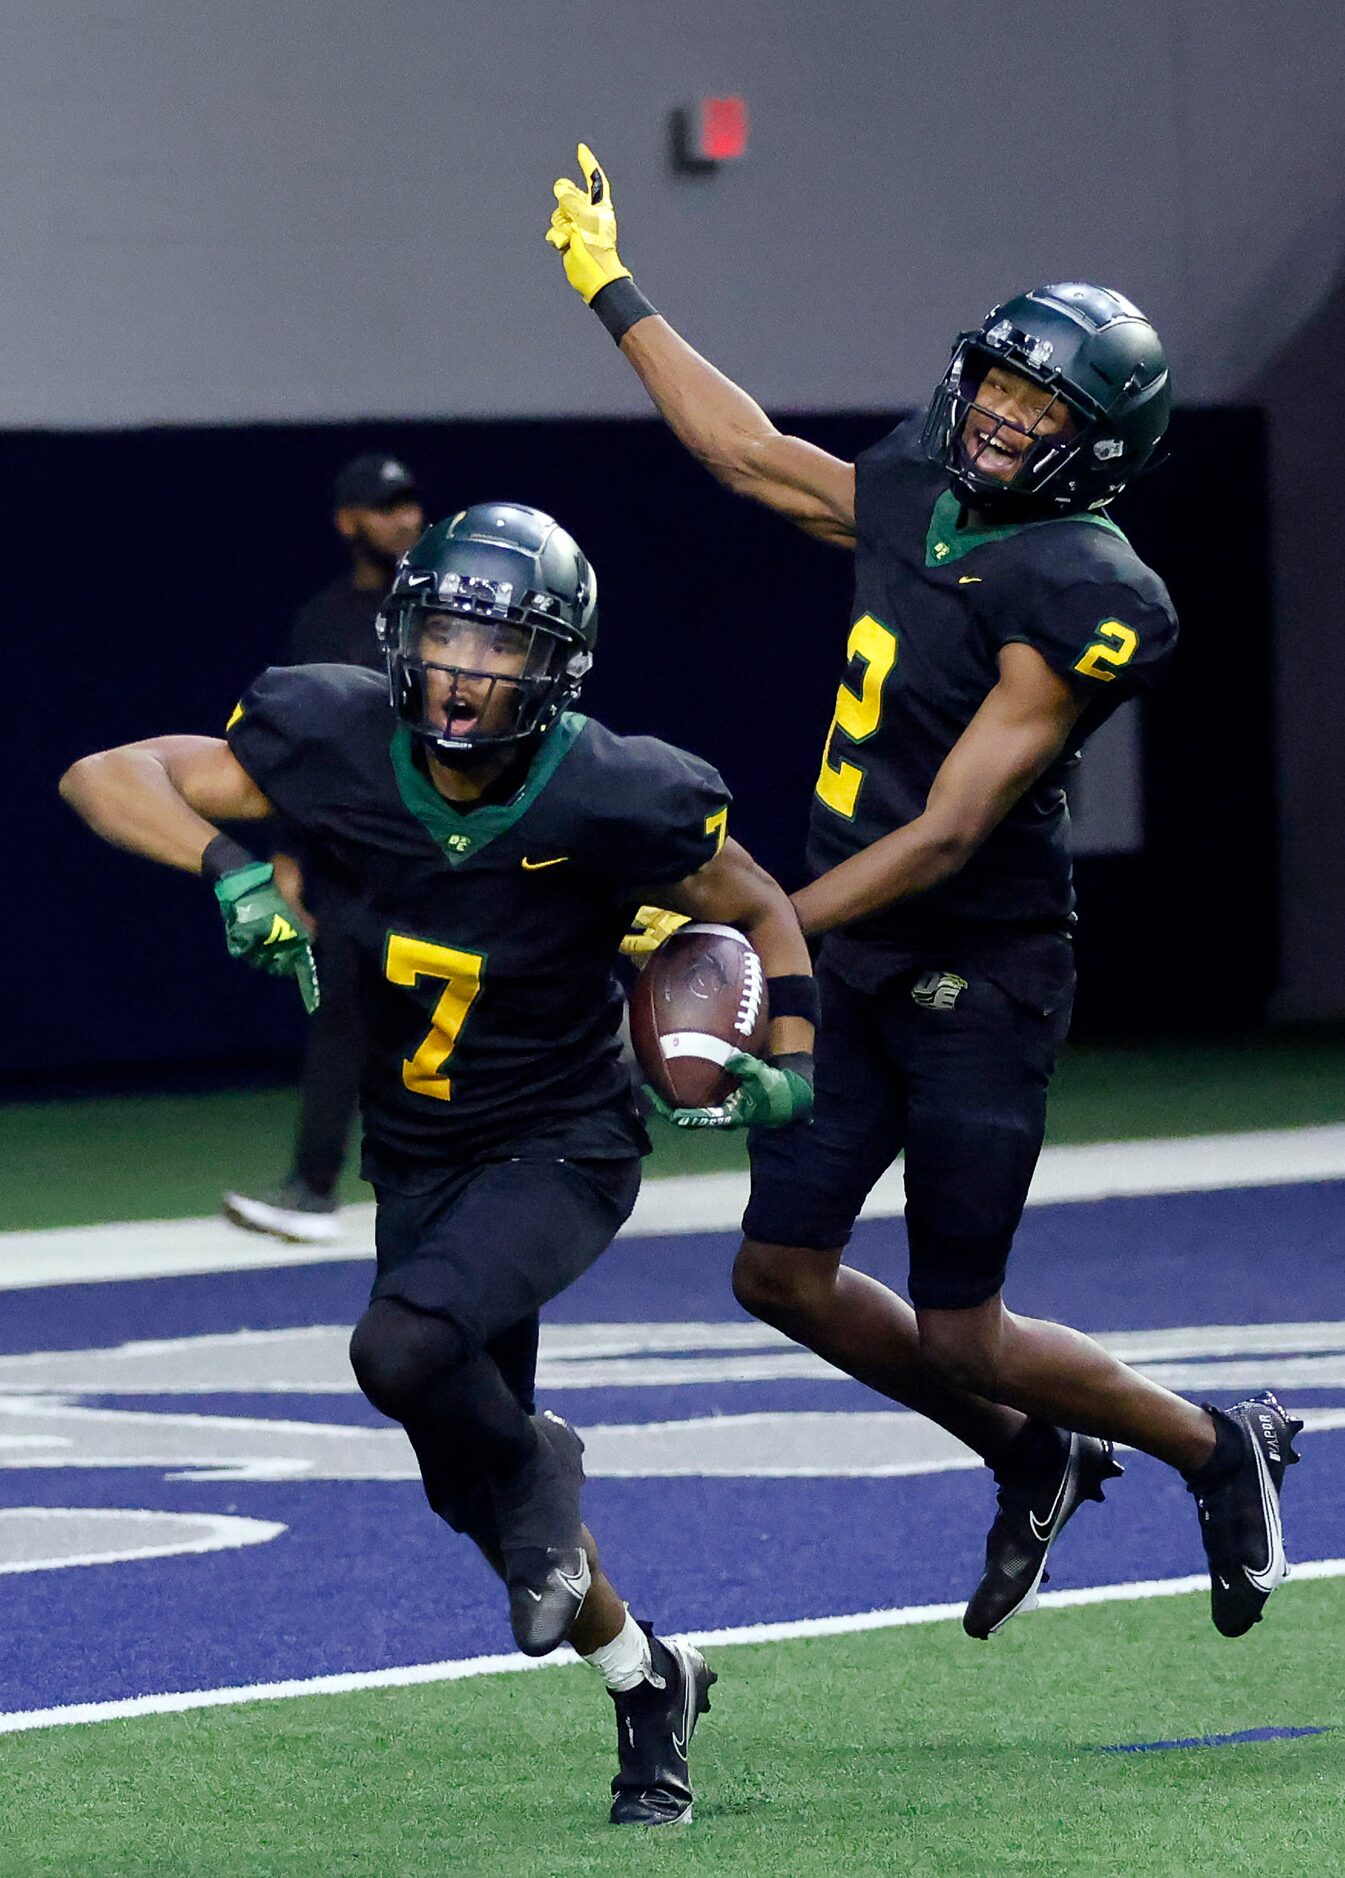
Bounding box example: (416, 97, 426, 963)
(6, 1124, 1345, 1292)
(2, 1557, 1342, 1736)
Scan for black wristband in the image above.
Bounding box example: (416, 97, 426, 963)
(768, 1051, 815, 1089)
(200, 833, 258, 883)
(590, 277, 658, 344)
(766, 973, 821, 1027)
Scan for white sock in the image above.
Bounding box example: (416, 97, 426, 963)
(580, 1609, 654, 1692)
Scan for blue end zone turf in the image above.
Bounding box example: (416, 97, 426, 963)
(0, 1176, 1342, 1716)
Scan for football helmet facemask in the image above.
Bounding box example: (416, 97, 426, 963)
(378, 503, 598, 757)
(923, 283, 1171, 518)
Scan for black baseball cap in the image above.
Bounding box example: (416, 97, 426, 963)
(333, 453, 419, 510)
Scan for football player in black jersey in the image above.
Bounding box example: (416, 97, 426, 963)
(60, 502, 816, 1827)
(546, 145, 1301, 1643)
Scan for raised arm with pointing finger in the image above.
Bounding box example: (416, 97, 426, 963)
(547, 143, 857, 547)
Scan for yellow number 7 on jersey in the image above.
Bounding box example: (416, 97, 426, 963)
(385, 934, 485, 1102)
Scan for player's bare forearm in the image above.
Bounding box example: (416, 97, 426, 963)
(546, 142, 853, 544)
(59, 735, 274, 874)
(618, 318, 766, 474)
(619, 319, 856, 544)
(657, 838, 815, 1056)
(791, 816, 975, 937)
(794, 645, 1086, 937)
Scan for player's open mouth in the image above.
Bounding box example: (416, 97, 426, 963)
(973, 427, 1023, 467)
(448, 709, 480, 736)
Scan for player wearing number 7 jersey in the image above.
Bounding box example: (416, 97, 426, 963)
(60, 501, 816, 1827)
(546, 143, 1302, 1643)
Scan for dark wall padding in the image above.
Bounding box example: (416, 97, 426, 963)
(6, 407, 1272, 1086)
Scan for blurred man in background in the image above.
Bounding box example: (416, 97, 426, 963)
(222, 454, 425, 1242)
(290, 454, 425, 668)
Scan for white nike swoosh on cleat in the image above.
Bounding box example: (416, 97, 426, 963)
(524, 1588, 543, 1602)
(1242, 1421, 1288, 1594)
(671, 1648, 695, 1760)
(1028, 1436, 1081, 1544)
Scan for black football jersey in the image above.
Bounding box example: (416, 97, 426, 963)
(808, 416, 1178, 946)
(227, 666, 729, 1165)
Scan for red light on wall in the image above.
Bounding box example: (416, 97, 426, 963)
(671, 97, 749, 172)
(700, 96, 748, 160)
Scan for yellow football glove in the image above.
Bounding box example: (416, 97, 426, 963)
(620, 904, 689, 964)
(546, 142, 631, 305)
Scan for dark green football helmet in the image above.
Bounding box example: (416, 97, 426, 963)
(922, 283, 1171, 517)
(378, 502, 598, 757)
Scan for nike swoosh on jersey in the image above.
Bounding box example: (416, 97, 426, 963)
(958, 575, 983, 584)
(521, 855, 569, 871)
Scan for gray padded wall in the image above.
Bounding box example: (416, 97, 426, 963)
(3, 0, 1342, 426)
(5, 0, 1343, 1015)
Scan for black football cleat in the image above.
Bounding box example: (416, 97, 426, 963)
(505, 1545, 592, 1657)
(1188, 1392, 1303, 1638)
(494, 1410, 590, 1656)
(964, 1424, 1123, 1640)
(609, 1626, 717, 1827)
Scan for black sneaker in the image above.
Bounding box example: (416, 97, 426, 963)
(609, 1626, 717, 1827)
(964, 1424, 1123, 1639)
(493, 1410, 590, 1657)
(1188, 1392, 1303, 1638)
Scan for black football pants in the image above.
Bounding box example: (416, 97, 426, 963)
(351, 1151, 641, 1540)
(744, 940, 1074, 1310)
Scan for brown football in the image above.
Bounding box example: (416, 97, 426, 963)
(629, 923, 770, 1109)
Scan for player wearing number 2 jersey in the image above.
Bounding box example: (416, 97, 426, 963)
(546, 143, 1301, 1646)
(60, 502, 816, 1827)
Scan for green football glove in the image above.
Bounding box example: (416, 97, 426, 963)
(546, 142, 632, 304)
(649, 1051, 814, 1132)
(213, 862, 320, 1014)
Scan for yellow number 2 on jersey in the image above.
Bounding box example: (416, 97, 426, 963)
(1073, 619, 1138, 683)
(815, 613, 899, 820)
(384, 933, 486, 1102)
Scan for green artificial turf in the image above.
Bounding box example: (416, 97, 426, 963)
(1046, 1029, 1345, 1145)
(0, 1086, 749, 1232)
(6, 1579, 1341, 1877)
(6, 1031, 1345, 1233)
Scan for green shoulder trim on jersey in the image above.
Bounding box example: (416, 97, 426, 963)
(924, 489, 1129, 569)
(389, 712, 587, 866)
